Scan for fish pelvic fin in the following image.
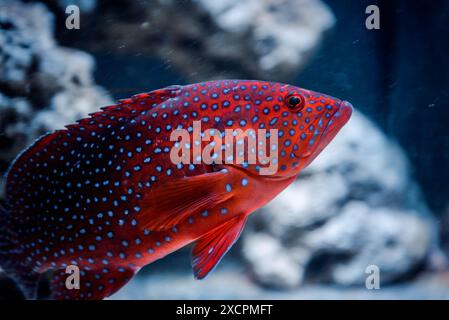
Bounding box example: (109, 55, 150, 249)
(192, 215, 247, 279)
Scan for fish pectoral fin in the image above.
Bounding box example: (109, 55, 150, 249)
(49, 266, 136, 300)
(191, 215, 247, 279)
(138, 170, 234, 231)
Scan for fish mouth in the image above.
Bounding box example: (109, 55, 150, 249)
(296, 100, 353, 159)
(322, 101, 353, 138)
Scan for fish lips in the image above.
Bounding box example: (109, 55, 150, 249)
(295, 100, 353, 160)
(323, 101, 353, 138)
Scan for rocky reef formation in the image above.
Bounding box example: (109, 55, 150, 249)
(48, 0, 335, 82)
(242, 110, 440, 288)
(0, 0, 111, 193)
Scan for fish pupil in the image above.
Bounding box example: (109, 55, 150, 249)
(287, 95, 303, 110)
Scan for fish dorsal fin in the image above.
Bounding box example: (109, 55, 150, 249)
(5, 86, 181, 197)
(68, 85, 182, 131)
(192, 215, 247, 279)
(138, 170, 234, 232)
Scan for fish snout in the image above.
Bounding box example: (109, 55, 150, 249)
(339, 100, 353, 118)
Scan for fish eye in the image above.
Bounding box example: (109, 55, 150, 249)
(286, 94, 304, 111)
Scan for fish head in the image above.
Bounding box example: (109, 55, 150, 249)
(275, 84, 353, 174)
(212, 81, 353, 178)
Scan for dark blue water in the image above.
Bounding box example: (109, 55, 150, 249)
(298, 0, 449, 216)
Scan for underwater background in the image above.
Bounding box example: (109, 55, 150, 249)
(0, 0, 448, 299)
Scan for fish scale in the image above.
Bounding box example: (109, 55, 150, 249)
(0, 80, 352, 299)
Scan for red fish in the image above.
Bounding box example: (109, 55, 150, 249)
(0, 80, 352, 299)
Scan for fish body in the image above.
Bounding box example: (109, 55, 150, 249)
(0, 80, 352, 299)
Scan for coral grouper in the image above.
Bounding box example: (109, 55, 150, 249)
(0, 80, 352, 299)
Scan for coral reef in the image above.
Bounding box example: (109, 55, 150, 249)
(51, 0, 335, 82)
(0, 0, 111, 192)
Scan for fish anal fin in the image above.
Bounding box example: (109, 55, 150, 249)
(192, 215, 247, 279)
(138, 170, 234, 231)
(50, 266, 136, 300)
